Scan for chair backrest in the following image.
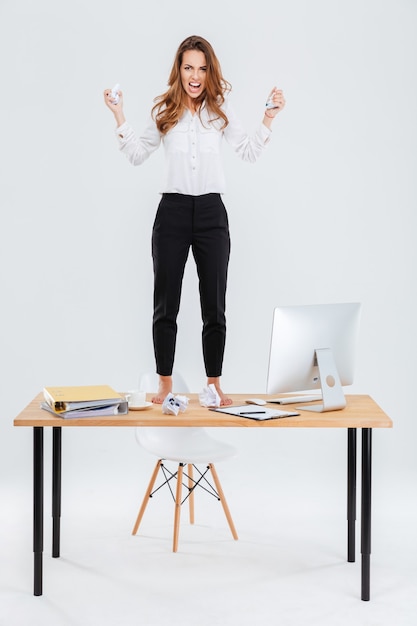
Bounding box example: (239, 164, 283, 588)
(136, 371, 236, 464)
(138, 370, 190, 395)
(136, 424, 236, 463)
(136, 370, 192, 458)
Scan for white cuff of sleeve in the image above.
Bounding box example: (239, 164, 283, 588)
(259, 122, 272, 144)
(115, 121, 130, 141)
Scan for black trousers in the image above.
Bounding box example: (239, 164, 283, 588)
(152, 193, 231, 377)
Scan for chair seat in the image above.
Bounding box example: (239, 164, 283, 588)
(136, 427, 236, 464)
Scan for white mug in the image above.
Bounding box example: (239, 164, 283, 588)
(126, 390, 146, 408)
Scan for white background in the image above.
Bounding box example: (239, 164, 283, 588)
(1, 1, 416, 624)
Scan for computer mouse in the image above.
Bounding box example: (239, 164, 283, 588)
(245, 398, 267, 406)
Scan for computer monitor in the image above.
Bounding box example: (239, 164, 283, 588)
(266, 302, 362, 412)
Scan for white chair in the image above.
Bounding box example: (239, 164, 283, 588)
(132, 371, 238, 552)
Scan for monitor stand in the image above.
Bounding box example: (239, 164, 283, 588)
(298, 348, 346, 412)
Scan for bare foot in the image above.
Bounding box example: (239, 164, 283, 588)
(152, 375, 172, 404)
(207, 377, 233, 406)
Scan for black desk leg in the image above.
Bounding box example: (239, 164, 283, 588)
(347, 428, 357, 562)
(33, 427, 44, 596)
(52, 427, 62, 558)
(361, 428, 372, 601)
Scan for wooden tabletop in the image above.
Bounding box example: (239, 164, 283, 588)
(13, 393, 393, 429)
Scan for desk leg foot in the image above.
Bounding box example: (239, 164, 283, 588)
(361, 554, 370, 601)
(52, 427, 62, 558)
(361, 428, 372, 601)
(34, 552, 43, 597)
(33, 427, 44, 596)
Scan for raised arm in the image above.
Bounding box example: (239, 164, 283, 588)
(223, 88, 286, 163)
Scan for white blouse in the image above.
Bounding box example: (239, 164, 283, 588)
(115, 98, 272, 196)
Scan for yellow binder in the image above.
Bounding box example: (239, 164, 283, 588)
(43, 385, 124, 413)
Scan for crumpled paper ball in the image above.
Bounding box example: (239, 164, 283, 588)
(162, 392, 189, 415)
(198, 383, 221, 407)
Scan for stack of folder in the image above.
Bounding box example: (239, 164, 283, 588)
(41, 385, 128, 418)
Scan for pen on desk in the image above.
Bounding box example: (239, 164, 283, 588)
(239, 411, 266, 415)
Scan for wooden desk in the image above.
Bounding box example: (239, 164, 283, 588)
(13, 393, 392, 600)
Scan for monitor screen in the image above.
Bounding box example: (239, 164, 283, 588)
(266, 302, 362, 412)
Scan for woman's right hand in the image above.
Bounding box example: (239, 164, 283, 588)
(103, 88, 125, 126)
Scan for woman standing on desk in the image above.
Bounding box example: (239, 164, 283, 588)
(104, 35, 285, 406)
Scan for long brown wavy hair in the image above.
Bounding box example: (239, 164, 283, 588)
(152, 35, 231, 135)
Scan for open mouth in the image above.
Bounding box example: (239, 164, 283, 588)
(189, 82, 201, 92)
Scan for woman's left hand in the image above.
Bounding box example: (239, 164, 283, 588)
(265, 87, 286, 118)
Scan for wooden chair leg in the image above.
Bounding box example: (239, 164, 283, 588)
(209, 463, 238, 540)
(132, 459, 162, 535)
(188, 463, 195, 525)
(172, 463, 184, 552)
